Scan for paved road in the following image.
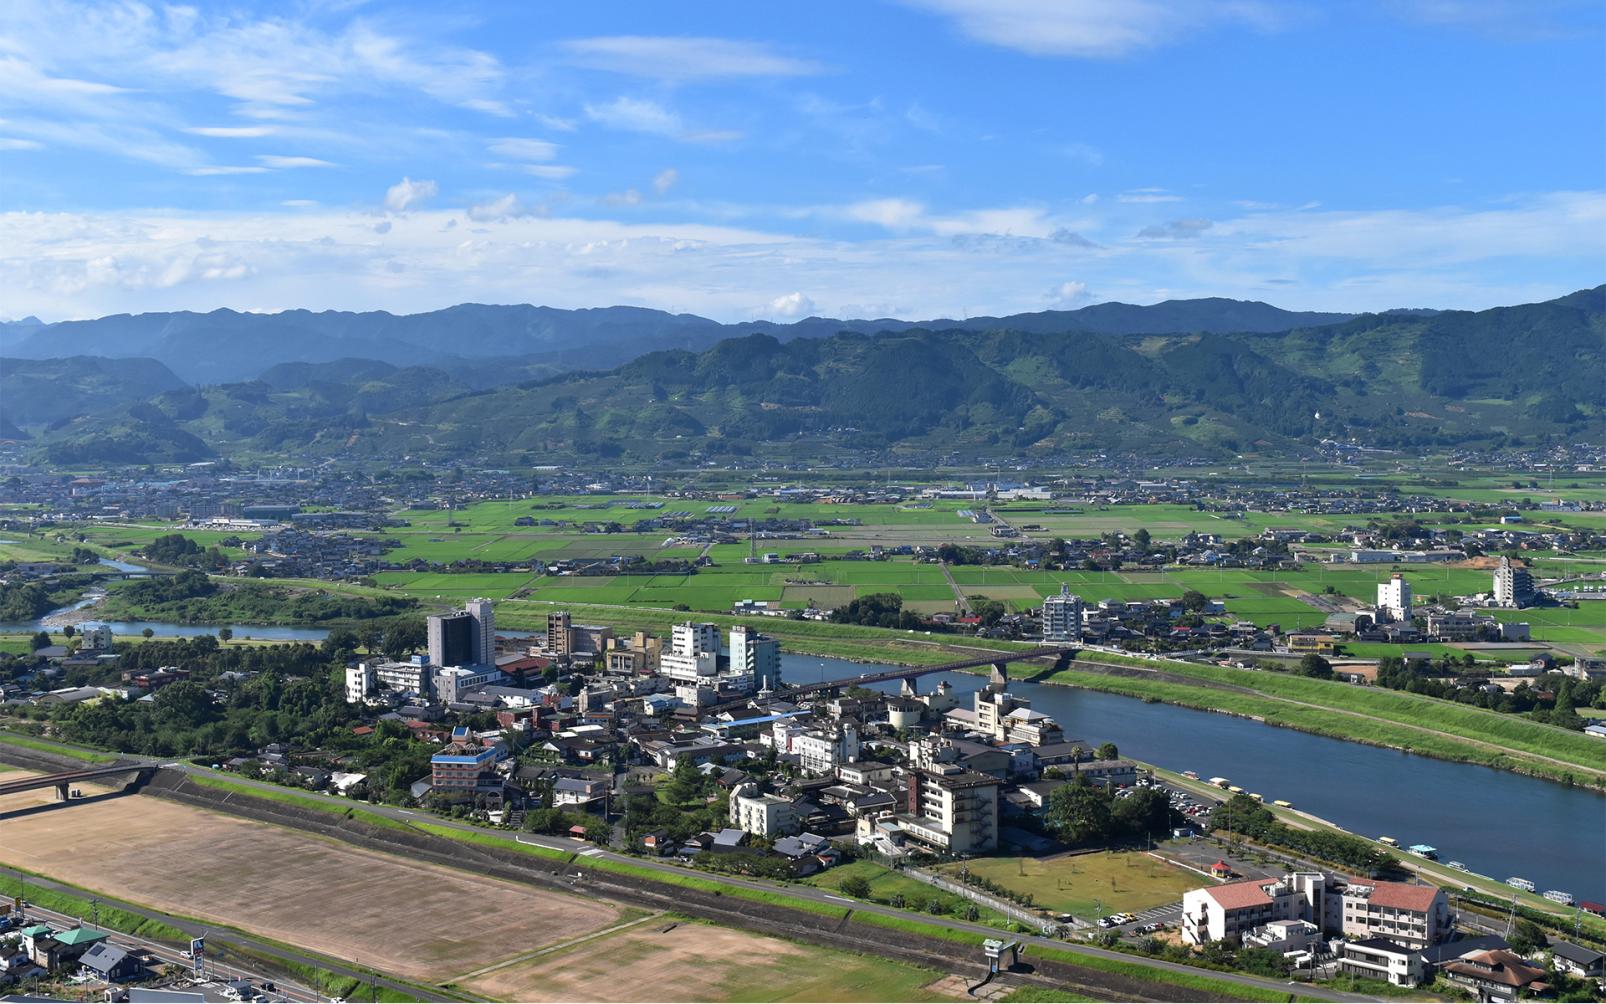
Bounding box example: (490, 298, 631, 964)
(153, 761, 1380, 1003)
(18, 896, 315, 1002)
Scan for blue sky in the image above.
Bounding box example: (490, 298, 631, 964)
(2, 0, 1603, 321)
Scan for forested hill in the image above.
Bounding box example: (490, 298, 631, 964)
(3, 285, 1599, 464)
(1, 296, 1357, 384)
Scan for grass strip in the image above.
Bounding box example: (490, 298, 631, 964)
(0, 872, 187, 943)
(182, 772, 415, 833)
(409, 822, 578, 864)
(0, 730, 119, 764)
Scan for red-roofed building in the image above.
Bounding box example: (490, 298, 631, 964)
(1182, 871, 1447, 948)
(1209, 859, 1234, 879)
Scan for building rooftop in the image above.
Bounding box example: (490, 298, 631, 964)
(1204, 879, 1276, 910)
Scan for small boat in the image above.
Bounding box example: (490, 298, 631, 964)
(1408, 844, 1438, 860)
(1249, 793, 1264, 802)
(1209, 777, 1230, 787)
(1378, 836, 1400, 847)
(1272, 799, 1294, 809)
(1227, 785, 1245, 794)
(1182, 771, 1200, 780)
(1544, 890, 1574, 905)
(1446, 861, 1468, 872)
(1507, 877, 1536, 892)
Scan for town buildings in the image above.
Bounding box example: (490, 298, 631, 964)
(1375, 572, 1412, 623)
(1181, 871, 1449, 950)
(1493, 557, 1536, 608)
(1042, 584, 1084, 643)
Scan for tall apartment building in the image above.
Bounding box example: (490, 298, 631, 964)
(465, 597, 495, 664)
(429, 599, 495, 667)
(659, 622, 721, 684)
(1375, 572, 1412, 623)
(729, 625, 782, 692)
(427, 611, 475, 668)
(1042, 584, 1084, 643)
(975, 687, 1064, 745)
(1493, 557, 1535, 608)
(729, 783, 800, 837)
(900, 765, 999, 855)
(794, 724, 860, 774)
(546, 611, 572, 656)
(344, 663, 374, 704)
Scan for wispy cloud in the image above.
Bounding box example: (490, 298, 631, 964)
(563, 36, 824, 80)
(903, 0, 1285, 58)
(385, 177, 438, 212)
(1137, 217, 1213, 238)
(257, 155, 335, 169)
(584, 96, 741, 142)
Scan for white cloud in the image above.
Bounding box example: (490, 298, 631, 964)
(0, 137, 44, 150)
(281, 199, 319, 207)
(185, 125, 277, 138)
(2, 191, 1599, 323)
(257, 155, 335, 169)
(1118, 188, 1184, 203)
(488, 137, 559, 161)
(584, 97, 740, 143)
(186, 165, 270, 176)
(523, 164, 577, 180)
(653, 168, 679, 195)
(563, 36, 823, 80)
(604, 188, 644, 207)
(1137, 217, 1213, 239)
(1049, 280, 1092, 306)
(468, 193, 541, 222)
(904, 0, 1284, 57)
(844, 197, 929, 230)
(385, 177, 438, 212)
(767, 291, 817, 317)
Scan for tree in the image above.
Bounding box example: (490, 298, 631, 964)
(322, 629, 360, 659)
(1113, 787, 1173, 840)
(1296, 653, 1333, 679)
(1132, 528, 1152, 551)
(29, 630, 50, 651)
(1507, 919, 1547, 955)
(382, 619, 425, 661)
(839, 875, 872, 899)
(1180, 590, 1208, 612)
(217, 627, 233, 642)
(142, 627, 155, 638)
(1096, 742, 1119, 760)
(61, 625, 75, 638)
(1045, 781, 1114, 846)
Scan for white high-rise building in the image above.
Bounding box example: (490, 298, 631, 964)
(730, 625, 782, 692)
(1042, 584, 1084, 643)
(464, 597, 495, 666)
(659, 621, 721, 684)
(1493, 557, 1535, 608)
(344, 663, 374, 704)
(1376, 573, 1412, 623)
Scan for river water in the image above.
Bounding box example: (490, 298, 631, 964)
(781, 654, 1606, 903)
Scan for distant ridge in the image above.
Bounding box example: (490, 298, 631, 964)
(0, 296, 1359, 384)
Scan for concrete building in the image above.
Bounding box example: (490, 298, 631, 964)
(605, 631, 662, 674)
(659, 622, 720, 684)
(975, 687, 1063, 745)
(1338, 938, 1426, 987)
(1493, 557, 1535, 608)
(427, 611, 475, 668)
(1042, 584, 1084, 643)
(429, 599, 495, 667)
(434, 665, 504, 705)
(900, 764, 999, 855)
(1182, 872, 1447, 949)
(546, 611, 572, 656)
(795, 724, 860, 774)
(730, 625, 782, 692)
(344, 663, 374, 704)
(367, 657, 432, 697)
(1376, 573, 1413, 623)
(77, 624, 115, 651)
(465, 597, 495, 664)
(430, 736, 498, 791)
(730, 783, 800, 837)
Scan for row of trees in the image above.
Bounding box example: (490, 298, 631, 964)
(1210, 794, 1394, 874)
(1043, 781, 1174, 847)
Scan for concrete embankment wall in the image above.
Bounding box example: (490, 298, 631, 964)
(142, 771, 1229, 1003)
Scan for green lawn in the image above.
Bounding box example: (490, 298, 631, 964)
(938, 851, 1200, 918)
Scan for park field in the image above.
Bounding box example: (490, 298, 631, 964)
(461, 917, 959, 1003)
(937, 851, 1199, 919)
(0, 780, 626, 983)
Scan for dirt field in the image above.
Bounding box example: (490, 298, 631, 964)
(463, 918, 962, 1003)
(0, 783, 624, 982)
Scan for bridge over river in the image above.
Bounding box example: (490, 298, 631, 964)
(0, 762, 159, 802)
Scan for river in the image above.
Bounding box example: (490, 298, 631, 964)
(780, 655, 1606, 903)
(2, 557, 331, 641)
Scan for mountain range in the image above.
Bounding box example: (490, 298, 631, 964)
(1, 297, 1360, 384)
(2, 287, 1599, 465)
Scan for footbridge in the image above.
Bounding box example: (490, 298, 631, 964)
(0, 762, 160, 802)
